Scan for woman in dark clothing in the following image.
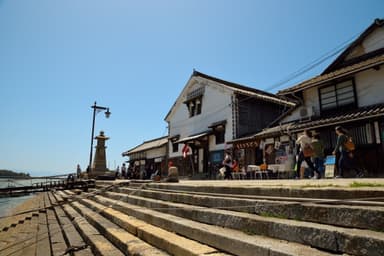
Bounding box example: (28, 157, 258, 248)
(332, 126, 349, 178)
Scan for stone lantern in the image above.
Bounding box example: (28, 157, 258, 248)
(91, 131, 110, 178)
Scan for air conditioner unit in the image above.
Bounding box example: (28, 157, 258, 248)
(299, 107, 314, 119)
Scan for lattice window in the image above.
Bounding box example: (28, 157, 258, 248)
(319, 80, 356, 111)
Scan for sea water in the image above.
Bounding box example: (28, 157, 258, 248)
(0, 194, 34, 217)
(0, 178, 61, 217)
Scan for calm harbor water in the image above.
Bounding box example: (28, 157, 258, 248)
(0, 178, 62, 217)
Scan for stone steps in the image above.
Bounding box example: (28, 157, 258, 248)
(0, 193, 46, 256)
(84, 192, 334, 256)
(96, 189, 384, 256)
(0, 191, 97, 256)
(48, 191, 94, 256)
(3, 180, 379, 256)
(61, 200, 125, 256)
(0, 194, 43, 232)
(60, 189, 233, 255)
(78, 197, 230, 256)
(147, 182, 384, 200)
(0, 214, 39, 256)
(60, 180, 384, 256)
(69, 201, 169, 256)
(114, 186, 384, 232)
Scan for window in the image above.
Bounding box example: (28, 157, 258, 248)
(215, 131, 225, 144)
(172, 142, 178, 153)
(215, 128, 225, 144)
(196, 99, 202, 115)
(190, 102, 196, 117)
(185, 87, 204, 118)
(186, 97, 203, 117)
(319, 80, 356, 112)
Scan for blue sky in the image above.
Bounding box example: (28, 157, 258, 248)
(0, 0, 383, 176)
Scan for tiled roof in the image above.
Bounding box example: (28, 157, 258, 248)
(193, 71, 295, 106)
(122, 136, 168, 156)
(278, 54, 384, 95)
(228, 104, 384, 142)
(255, 104, 384, 138)
(292, 104, 384, 131)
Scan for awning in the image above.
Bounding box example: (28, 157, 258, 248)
(176, 131, 211, 144)
(208, 120, 227, 128)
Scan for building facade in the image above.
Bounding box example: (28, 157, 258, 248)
(165, 70, 294, 178)
(122, 136, 168, 178)
(236, 19, 384, 177)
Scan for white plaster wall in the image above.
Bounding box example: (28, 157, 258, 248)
(281, 86, 319, 123)
(363, 27, 384, 52)
(168, 80, 233, 157)
(355, 67, 384, 106)
(146, 146, 166, 159)
(347, 27, 384, 60)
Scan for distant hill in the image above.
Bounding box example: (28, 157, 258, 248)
(0, 169, 31, 178)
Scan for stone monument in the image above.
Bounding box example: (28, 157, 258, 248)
(90, 131, 111, 178)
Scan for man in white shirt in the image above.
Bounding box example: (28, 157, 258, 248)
(295, 130, 320, 179)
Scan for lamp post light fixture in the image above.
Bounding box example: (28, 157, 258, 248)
(88, 101, 111, 174)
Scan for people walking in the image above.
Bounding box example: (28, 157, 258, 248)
(222, 152, 233, 180)
(333, 126, 350, 178)
(295, 130, 320, 179)
(311, 132, 325, 179)
(332, 126, 363, 178)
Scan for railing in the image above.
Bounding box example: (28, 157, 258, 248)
(0, 178, 95, 197)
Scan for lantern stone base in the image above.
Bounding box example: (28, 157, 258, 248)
(89, 169, 115, 180)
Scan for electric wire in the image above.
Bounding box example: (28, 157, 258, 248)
(170, 28, 371, 133)
(263, 29, 365, 92)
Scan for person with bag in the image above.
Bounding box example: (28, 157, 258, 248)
(311, 132, 325, 179)
(333, 126, 351, 178)
(332, 126, 363, 178)
(295, 130, 320, 179)
(222, 152, 233, 180)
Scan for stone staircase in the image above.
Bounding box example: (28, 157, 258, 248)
(1, 180, 384, 255)
(60, 180, 384, 255)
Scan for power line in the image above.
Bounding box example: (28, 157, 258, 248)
(264, 29, 365, 92)
(169, 29, 367, 133)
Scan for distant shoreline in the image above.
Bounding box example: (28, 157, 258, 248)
(0, 169, 30, 178)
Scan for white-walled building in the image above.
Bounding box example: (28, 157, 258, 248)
(165, 71, 294, 178)
(122, 136, 168, 178)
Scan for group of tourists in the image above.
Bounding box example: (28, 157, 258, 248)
(219, 125, 364, 180)
(115, 163, 136, 179)
(295, 130, 324, 179)
(295, 126, 363, 179)
(115, 163, 160, 180)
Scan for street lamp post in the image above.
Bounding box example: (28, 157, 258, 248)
(88, 101, 111, 173)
